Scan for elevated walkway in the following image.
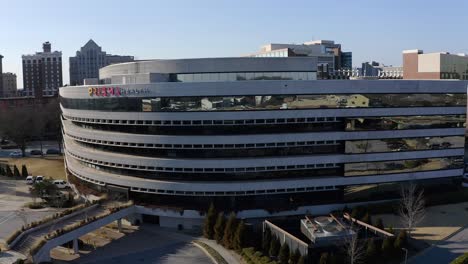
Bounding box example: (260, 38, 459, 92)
(7, 203, 136, 263)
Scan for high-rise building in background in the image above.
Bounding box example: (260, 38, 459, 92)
(247, 40, 352, 79)
(69, 39, 134, 86)
(2, 73, 17, 97)
(403, 49, 468, 80)
(22, 42, 63, 97)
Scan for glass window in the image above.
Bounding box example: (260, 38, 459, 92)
(246, 72, 255, 80)
(228, 73, 237, 81)
(193, 74, 202, 82)
(344, 157, 463, 177)
(346, 115, 465, 131)
(236, 72, 246, 80)
(345, 136, 464, 154)
(61, 94, 466, 113)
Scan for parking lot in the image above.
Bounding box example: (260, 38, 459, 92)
(0, 140, 61, 158)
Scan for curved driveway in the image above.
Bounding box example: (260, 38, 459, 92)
(409, 226, 468, 264)
(74, 225, 211, 264)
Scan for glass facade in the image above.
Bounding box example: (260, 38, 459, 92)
(175, 71, 316, 82)
(61, 93, 466, 112)
(75, 115, 464, 136)
(74, 135, 463, 158)
(76, 121, 344, 135)
(79, 160, 342, 181)
(346, 115, 465, 131)
(345, 136, 464, 154)
(77, 141, 343, 158)
(344, 157, 463, 177)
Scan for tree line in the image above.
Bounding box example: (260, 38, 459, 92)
(0, 100, 61, 157)
(0, 164, 29, 178)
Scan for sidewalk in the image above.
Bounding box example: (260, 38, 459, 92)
(198, 238, 243, 264)
(374, 202, 468, 243)
(408, 225, 468, 264)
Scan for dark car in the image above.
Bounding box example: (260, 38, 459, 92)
(46, 148, 61, 155)
(30, 149, 43, 156)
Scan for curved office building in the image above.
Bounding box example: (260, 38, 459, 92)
(60, 57, 467, 218)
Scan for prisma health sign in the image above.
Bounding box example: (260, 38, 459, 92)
(88, 87, 150, 97)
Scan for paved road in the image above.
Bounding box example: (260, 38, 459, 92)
(73, 225, 211, 264)
(409, 226, 468, 264)
(199, 238, 241, 264)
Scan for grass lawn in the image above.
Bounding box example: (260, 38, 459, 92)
(2, 156, 66, 180)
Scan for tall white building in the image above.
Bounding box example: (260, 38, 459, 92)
(59, 56, 467, 228)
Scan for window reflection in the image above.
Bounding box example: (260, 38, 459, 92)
(346, 115, 465, 131)
(61, 93, 466, 112)
(146, 94, 465, 112)
(346, 136, 464, 153)
(175, 72, 317, 82)
(344, 157, 463, 176)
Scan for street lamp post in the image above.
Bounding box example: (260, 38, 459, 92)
(402, 248, 408, 264)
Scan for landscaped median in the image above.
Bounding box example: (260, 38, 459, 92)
(451, 252, 468, 264)
(193, 240, 229, 264)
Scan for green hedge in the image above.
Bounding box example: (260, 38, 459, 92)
(241, 247, 277, 264)
(451, 253, 468, 264)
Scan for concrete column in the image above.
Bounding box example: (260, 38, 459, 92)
(117, 219, 122, 232)
(73, 239, 79, 254)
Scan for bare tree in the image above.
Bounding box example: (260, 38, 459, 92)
(0, 100, 61, 157)
(0, 105, 48, 157)
(343, 224, 366, 264)
(399, 183, 425, 237)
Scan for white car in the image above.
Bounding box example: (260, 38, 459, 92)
(26, 176, 36, 184)
(53, 180, 70, 189)
(35, 176, 44, 184)
(9, 151, 22, 158)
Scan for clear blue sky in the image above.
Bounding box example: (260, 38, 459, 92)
(1, 0, 467, 88)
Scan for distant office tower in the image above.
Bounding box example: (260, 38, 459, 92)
(0, 55, 3, 97)
(247, 40, 352, 79)
(2, 73, 17, 97)
(360, 61, 403, 79)
(22, 42, 63, 97)
(403, 49, 468, 80)
(69, 39, 134, 86)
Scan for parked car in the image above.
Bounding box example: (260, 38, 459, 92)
(46, 148, 61, 155)
(35, 175, 44, 183)
(26, 176, 36, 184)
(30, 149, 43, 156)
(53, 180, 70, 189)
(9, 151, 22, 158)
